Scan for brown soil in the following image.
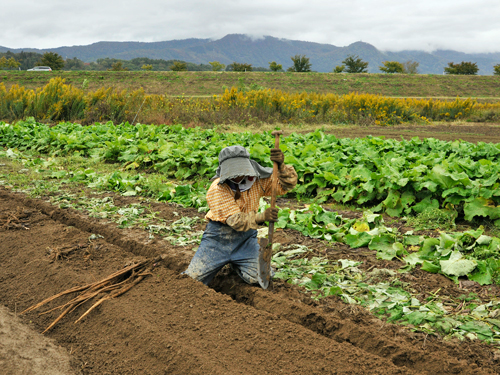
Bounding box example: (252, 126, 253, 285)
(1, 187, 500, 374)
(323, 123, 500, 144)
(0, 305, 76, 375)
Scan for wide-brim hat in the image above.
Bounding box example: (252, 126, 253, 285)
(216, 146, 258, 184)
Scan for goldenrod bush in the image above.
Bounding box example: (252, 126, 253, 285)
(1, 79, 499, 126)
(84, 87, 148, 124)
(0, 83, 33, 119)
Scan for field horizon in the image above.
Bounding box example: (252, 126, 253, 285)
(2, 70, 500, 101)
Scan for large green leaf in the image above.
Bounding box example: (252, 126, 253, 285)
(420, 237, 440, 255)
(369, 234, 405, 260)
(464, 197, 500, 221)
(459, 321, 494, 338)
(412, 196, 439, 214)
(383, 190, 403, 217)
(468, 261, 493, 285)
(421, 261, 441, 273)
(403, 252, 424, 266)
(440, 251, 477, 277)
(429, 165, 471, 189)
(345, 232, 372, 248)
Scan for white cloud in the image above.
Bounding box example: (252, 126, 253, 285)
(1, 0, 499, 53)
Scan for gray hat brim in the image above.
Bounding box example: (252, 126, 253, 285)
(218, 157, 257, 184)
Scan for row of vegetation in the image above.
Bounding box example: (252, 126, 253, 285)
(1, 121, 500, 289)
(1, 78, 499, 125)
(2, 50, 500, 76)
(2, 121, 500, 227)
(2, 138, 500, 344)
(0, 52, 215, 72)
(225, 57, 500, 76)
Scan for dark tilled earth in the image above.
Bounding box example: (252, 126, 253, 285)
(326, 123, 500, 144)
(1, 186, 500, 375)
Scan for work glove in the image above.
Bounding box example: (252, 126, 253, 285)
(255, 207, 279, 224)
(270, 148, 284, 168)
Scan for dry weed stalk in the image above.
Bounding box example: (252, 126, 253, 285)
(0, 207, 30, 230)
(21, 256, 162, 333)
(47, 243, 88, 262)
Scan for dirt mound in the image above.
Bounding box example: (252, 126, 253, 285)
(0, 305, 76, 375)
(1, 187, 498, 374)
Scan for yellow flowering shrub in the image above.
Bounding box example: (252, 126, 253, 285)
(26, 77, 85, 121)
(1, 80, 500, 126)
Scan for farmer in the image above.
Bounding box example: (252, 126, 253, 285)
(184, 145, 297, 288)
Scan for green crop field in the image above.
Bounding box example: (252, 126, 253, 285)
(1, 119, 500, 348)
(2, 70, 500, 100)
(2, 71, 500, 358)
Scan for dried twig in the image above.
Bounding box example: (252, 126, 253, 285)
(0, 207, 30, 230)
(47, 243, 88, 262)
(21, 257, 161, 333)
(422, 333, 429, 350)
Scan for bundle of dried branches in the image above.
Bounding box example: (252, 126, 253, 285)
(47, 242, 93, 262)
(21, 256, 163, 333)
(0, 207, 30, 230)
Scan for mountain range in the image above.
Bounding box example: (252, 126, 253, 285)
(1, 34, 499, 75)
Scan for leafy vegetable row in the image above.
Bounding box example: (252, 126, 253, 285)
(1, 119, 500, 223)
(4, 148, 498, 346)
(273, 204, 500, 285)
(2, 146, 499, 285)
(272, 247, 500, 344)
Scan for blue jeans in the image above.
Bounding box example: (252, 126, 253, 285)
(184, 220, 260, 286)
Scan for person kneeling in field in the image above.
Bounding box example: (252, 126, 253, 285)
(184, 145, 297, 288)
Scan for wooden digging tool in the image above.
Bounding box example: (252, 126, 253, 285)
(257, 130, 283, 289)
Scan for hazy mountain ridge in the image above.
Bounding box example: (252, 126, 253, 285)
(1, 34, 499, 74)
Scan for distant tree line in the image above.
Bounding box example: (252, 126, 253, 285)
(1, 50, 500, 76)
(0, 51, 217, 72)
(443, 61, 479, 75)
(0, 56, 21, 70)
(0, 51, 43, 70)
(224, 55, 500, 76)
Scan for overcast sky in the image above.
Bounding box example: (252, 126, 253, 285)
(2, 0, 499, 53)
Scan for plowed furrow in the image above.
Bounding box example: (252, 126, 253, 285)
(0, 187, 496, 375)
